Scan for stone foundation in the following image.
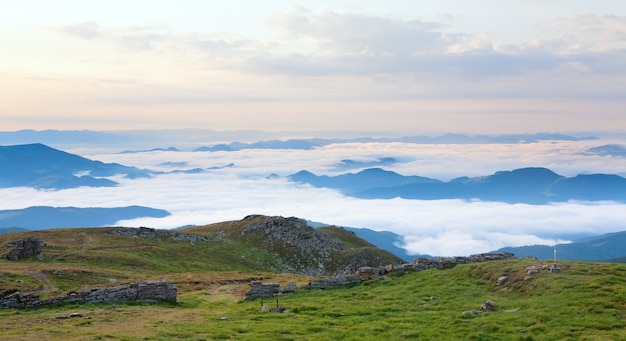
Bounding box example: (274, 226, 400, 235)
(0, 280, 176, 310)
(244, 252, 515, 299)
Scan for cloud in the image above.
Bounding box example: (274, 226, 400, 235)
(56, 21, 172, 51)
(57, 21, 102, 40)
(3, 140, 626, 257)
(546, 13, 626, 48)
(267, 6, 448, 55)
(49, 8, 626, 104)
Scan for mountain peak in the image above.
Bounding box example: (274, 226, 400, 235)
(0, 143, 150, 189)
(288, 167, 626, 204)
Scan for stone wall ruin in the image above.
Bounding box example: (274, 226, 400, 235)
(244, 252, 515, 299)
(0, 280, 176, 310)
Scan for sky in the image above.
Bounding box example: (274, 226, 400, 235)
(1, 1, 625, 134)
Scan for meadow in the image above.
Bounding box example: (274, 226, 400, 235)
(2, 258, 624, 340)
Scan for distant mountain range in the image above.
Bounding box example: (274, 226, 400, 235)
(584, 144, 626, 157)
(192, 133, 598, 152)
(0, 205, 170, 232)
(0, 143, 226, 189)
(3, 143, 624, 203)
(0, 129, 601, 152)
(497, 231, 626, 262)
(0, 143, 150, 189)
(288, 167, 626, 204)
(341, 226, 626, 262)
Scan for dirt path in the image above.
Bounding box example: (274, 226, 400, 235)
(28, 270, 58, 294)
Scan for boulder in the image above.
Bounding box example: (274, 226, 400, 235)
(5, 237, 45, 260)
(481, 300, 496, 312)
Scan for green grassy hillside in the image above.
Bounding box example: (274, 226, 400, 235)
(183, 215, 403, 275)
(1, 258, 624, 340)
(0, 215, 400, 294)
(1, 216, 625, 340)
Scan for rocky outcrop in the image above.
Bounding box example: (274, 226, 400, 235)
(336, 248, 398, 275)
(242, 216, 348, 254)
(0, 280, 176, 310)
(5, 237, 45, 260)
(112, 227, 212, 243)
(240, 216, 352, 276)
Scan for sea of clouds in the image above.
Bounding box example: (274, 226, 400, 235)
(2, 139, 626, 257)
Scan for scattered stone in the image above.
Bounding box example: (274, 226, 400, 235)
(68, 312, 83, 318)
(462, 310, 478, 317)
(497, 276, 508, 286)
(526, 266, 539, 274)
(481, 300, 496, 312)
(219, 317, 229, 321)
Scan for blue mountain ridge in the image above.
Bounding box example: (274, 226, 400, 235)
(0, 206, 170, 230)
(288, 167, 626, 204)
(0, 143, 229, 189)
(191, 133, 598, 152)
(584, 144, 626, 157)
(496, 231, 626, 262)
(0, 143, 151, 189)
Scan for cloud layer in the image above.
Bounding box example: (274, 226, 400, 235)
(2, 139, 626, 257)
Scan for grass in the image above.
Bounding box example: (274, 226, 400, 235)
(1, 258, 625, 340)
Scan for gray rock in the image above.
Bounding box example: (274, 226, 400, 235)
(5, 237, 45, 260)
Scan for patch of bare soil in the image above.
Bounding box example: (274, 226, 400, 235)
(28, 270, 58, 294)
